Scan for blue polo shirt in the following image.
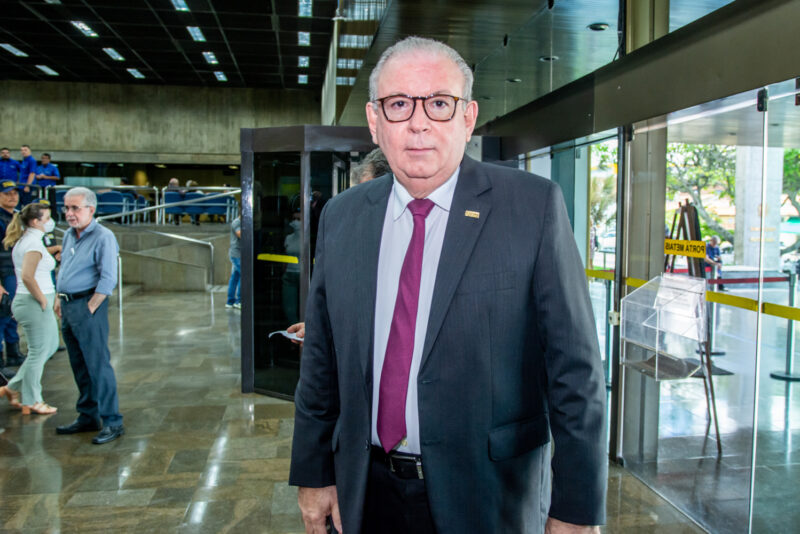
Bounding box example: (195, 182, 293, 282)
(19, 155, 37, 184)
(35, 162, 60, 187)
(0, 158, 19, 182)
(57, 219, 119, 295)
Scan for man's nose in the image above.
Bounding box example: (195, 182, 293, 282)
(407, 101, 431, 131)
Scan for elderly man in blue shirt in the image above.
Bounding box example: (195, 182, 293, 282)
(35, 153, 60, 189)
(54, 186, 124, 444)
(0, 148, 20, 182)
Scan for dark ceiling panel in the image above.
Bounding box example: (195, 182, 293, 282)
(0, 0, 332, 90)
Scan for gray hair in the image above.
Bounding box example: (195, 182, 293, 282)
(65, 186, 97, 208)
(351, 148, 391, 184)
(368, 36, 474, 103)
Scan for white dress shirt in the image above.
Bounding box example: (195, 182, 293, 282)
(371, 168, 459, 454)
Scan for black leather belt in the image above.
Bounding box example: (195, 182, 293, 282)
(58, 288, 95, 302)
(371, 446, 425, 479)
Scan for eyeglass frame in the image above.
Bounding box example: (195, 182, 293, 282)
(372, 93, 466, 123)
(61, 204, 91, 213)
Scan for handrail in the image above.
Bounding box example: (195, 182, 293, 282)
(122, 226, 216, 286)
(96, 189, 240, 222)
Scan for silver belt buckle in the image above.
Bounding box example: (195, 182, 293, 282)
(57, 293, 69, 302)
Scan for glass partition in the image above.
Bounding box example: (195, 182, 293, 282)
(621, 86, 766, 534)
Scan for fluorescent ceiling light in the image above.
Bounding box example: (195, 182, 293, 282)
(298, 74, 308, 84)
(339, 34, 371, 49)
(336, 58, 362, 70)
(202, 51, 219, 65)
(335, 76, 355, 86)
(154, 164, 167, 168)
(36, 65, 59, 76)
(297, 32, 310, 46)
(103, 47, 125, 61)
(0, 43, 28, 57)
(171, 0, 190, 11)
(71, 21, 99, 37)
(187, 26, 206, 42)
(298, 56, 309, 67)
(214, 71, 227, 82)
(298, 0, 312, 17)
(127, 68, 145, 79)
(44, 0, 62, 4)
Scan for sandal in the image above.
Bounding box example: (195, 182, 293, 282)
(21, 402, 58, 415)
(0, 386, 22, 409)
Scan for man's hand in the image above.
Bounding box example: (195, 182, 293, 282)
(0, 284, 7, 297)
(287, 322, 305, 346)
(545, 517, 600, 534)
(298, 485, 342, 534)
(54, 298, 61, 318)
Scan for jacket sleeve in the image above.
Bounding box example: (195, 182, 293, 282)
(289, 202, 340, 488)
(533, 183, 607, 525)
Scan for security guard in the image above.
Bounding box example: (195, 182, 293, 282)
(0, 181, 25, 371)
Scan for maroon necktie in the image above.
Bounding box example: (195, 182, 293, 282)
(377, 198, 435, 453)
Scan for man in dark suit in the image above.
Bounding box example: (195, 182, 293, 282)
(289, 37, 606, 534)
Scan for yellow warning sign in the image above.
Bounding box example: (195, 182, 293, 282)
(664, 239, 706, 258)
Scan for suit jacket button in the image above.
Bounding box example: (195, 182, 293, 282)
(365, 439, 370, 451)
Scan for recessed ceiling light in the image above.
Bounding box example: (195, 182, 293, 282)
(298, 74, 308, 84)
(335, 76, 355, 86)
(538, 55, 559, 62)
(298, 32, 310, 46)
(36, 65, 59, 76)
(202, 51, 219, 65)
(171, 0, 190, 11)
(298, 56, 309, 67)
(103, 47, 125, 61)
(154, 164, 167, 169)
(0, 43, 28, 57)
(228, 165, 238, 170)
(71, 21, 99, 38)
(187, 26, 206, 42)
(127, 68, 145, 79)
(336, 58, 362, 70)
(588, 22, 609, 31)
(298, 0, 312, 17)
(44, 0, 62, 4)
(214, 71, 227, 82)
(506, 77, 522, 83)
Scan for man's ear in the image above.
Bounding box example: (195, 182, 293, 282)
(366, 102, 380, 145)
(463, 100, 479, 141)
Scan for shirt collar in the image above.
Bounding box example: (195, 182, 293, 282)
(391, 166, 460, 221)
(68, 218, 98, 239)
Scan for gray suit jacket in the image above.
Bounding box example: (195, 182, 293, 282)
(290, 155, 607, 534)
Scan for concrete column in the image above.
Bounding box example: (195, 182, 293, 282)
(734, 146, 783, 270)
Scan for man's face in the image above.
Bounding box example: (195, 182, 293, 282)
(64, 194, 95, 229)
(0, 149, 9, 160)
(21, 146, 30, 158)
(0, 190, 19, 210)
(41, 155, 51, 165)
(366, 51, 478, 198)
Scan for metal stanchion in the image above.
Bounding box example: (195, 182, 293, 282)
(605, 278, 613, 385)
(771, 271, 800, 381)
(701, 265, 726, 356)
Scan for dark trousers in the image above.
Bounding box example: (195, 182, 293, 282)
(0, 274, 20, 345)
(61, 297, 122, 426)
(361, 451, 437, 534)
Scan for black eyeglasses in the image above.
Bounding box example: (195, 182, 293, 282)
(373, 93, 464, 122)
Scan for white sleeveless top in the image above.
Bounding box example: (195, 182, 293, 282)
(12, 228, 56, 295)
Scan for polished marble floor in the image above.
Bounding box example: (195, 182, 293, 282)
(1, 291, 706, 533)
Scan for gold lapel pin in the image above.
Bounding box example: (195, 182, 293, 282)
(464, 210, 480, 219)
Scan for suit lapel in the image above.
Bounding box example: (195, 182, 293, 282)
(420, 156, 492, 371)
(353, 175, 392, 385)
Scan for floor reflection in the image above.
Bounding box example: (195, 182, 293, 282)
(0, 291, 704, 532)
